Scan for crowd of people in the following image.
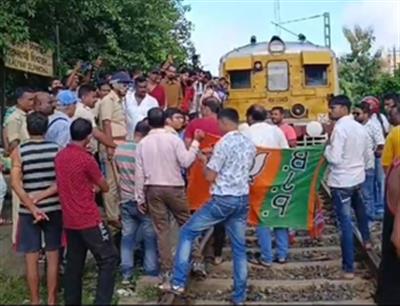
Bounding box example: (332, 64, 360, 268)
(0, 59, 400, 305)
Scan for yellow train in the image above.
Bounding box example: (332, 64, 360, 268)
(219, 36, 338, 134)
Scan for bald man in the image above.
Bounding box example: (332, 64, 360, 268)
(34, 92, 56, 117)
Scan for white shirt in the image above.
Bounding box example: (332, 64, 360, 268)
(371, 113, 390, 135)
(242, 122, 289, 149)
(363, 119, 385, 170)
(74, 102, 98, 153)
(324, 115, 369, 188)
(125, 91, 159, 139)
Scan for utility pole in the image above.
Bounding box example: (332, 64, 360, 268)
(274, 0, 281, 36)
(323, 12, 331, 48)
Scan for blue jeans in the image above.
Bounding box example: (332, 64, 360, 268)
(331, 185, 370, 273)
(120, 201, 159, 279)
(172, 195, 249, 304)
(362, 168, 376, 222)
(256, 226, 289, 262)
(374, 157, 385, 216)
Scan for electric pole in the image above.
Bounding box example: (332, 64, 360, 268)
(274, 0, 281, 36)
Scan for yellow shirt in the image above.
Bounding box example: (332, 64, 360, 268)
(5, 107, 29, 144)
(382, 126, 400, 167)
(161, 78, 182, 108)
(98, 90, 127, 138)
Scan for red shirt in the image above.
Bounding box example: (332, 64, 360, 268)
(149, 85, 166, 108)
(55, 144, 104, 230)
(185, 116, 222, 140)
(181, 86, 194, 113)
(279, 123, 297, 142)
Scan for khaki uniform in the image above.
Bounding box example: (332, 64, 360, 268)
(98, 91, 127, 222)
(5, 107, 29, 244)
(161, 79, 182, 108)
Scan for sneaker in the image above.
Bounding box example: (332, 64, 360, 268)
(259, 259, 272, 267)
(249, 256, 272, 267)
(158, 271, 171, 290)
(192, 261, 207, 278)
(121, 278, 131, 286)
(247, 253, 260, 265)
(170, 284, 185, 295)
(276, 258, 287, 264)
(214, 256, 223, 265)
(38, 250, 46, 264)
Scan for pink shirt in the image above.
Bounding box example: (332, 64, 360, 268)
(135, 128, 199, 204)
(279, 123, 297, 142)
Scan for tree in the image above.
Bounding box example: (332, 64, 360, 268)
(371, 68, 400, 98)
(338, 25, 384, 102)
(0, 0, 196, 77)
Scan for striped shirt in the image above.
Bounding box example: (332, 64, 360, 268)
(13, 140, 60, 214)
(114, 141, 136, 203)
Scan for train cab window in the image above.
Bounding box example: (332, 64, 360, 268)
(304, 65, 328, 86)
(267, 61, 289, 91)
(229, 70, 251, 89)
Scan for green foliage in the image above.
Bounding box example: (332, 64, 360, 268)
(371, 69, 400, 98)
(0, 0, 195, 77)
(338, 25, 384, 103)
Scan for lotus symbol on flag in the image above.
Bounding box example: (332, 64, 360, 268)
(249, 152, 268, 183)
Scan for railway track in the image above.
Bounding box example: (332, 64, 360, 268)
(120, 183, 380, 305)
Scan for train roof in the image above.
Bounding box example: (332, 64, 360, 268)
(220, 41, 335, 61)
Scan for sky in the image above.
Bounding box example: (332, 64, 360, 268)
(184, 0, 400, 74)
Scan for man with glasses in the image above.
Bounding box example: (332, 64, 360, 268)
(164, 107, 185, 134)
(352, 102, 385, 224)
(98, 71, 130, 229)
(324, 95, 371, 280)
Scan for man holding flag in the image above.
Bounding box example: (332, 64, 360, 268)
(168, 108, 256, 305)
(242, 104, 290, 266)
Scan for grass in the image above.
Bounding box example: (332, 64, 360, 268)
(0, 270, 28, 304)
(136, 285, 160, 301)
(0, 259, 121, 305)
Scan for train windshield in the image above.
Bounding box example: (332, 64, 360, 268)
(267, 61, 289, 91)
(304, 65, 328, 86)
(229, 70, 251, 89)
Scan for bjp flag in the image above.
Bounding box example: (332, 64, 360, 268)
(187, 134, 327, 234)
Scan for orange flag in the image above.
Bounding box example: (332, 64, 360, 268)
(187, 134, 220, 210)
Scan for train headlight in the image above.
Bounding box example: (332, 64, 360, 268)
(268, 36, 286, 54)
(254, 61, 263, 71)
(290, 103, 306, 118)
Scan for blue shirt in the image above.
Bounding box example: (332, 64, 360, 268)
(207, 130, 256, 196)
(45, 111, 72, 148)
